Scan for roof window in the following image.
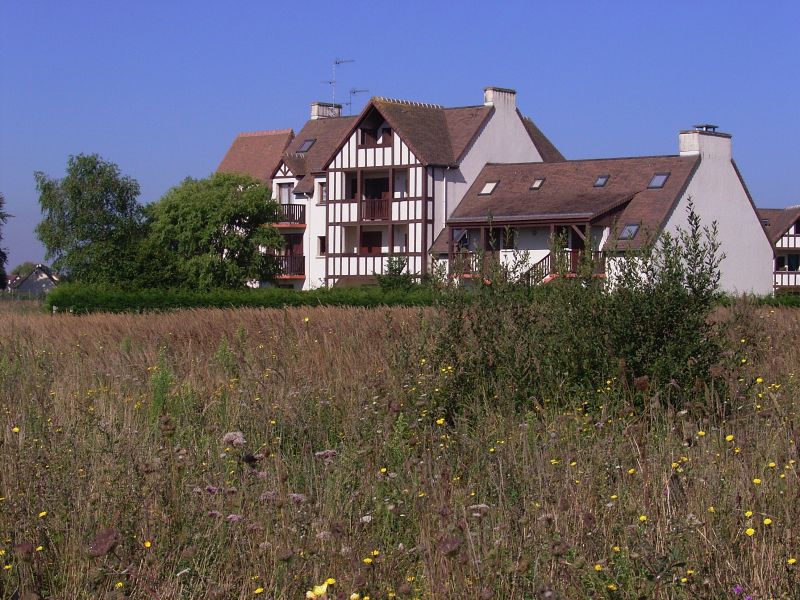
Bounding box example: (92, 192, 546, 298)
(297, 139, 316, 153)
(530, 178, 545, 190)
(648, 173, 670, 189)
(760, 218, 771, 227)
(594, 175, 610, 187)
(618, 224, 640, 240)
(479, 181, 499, 195)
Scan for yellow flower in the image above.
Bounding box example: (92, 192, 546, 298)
(11, 426, 19, 433)
(303, 317, 310, 323)
(594, 564, 604, 572)
(325, 578, 336, 585)
(763, 518, 772, 526)
(38, 511, 47, 518)
(768, 462, 777, 468)
(115, 582, 124, 589)
(745, 528, 756, 536)
(607, 583, 618, 591)
(788, 557, 797, 565)
(350, 595, 361, 600)
(3, 565, 11, 570)
(707, 506, 716, 513)
(435, 418, 445, 426)
(756, 377, 763, 383)
(362, 557, 373, 565)
(35, 546, 43, 552)
(612, 546, 621, 552)
(610, 494, 618, 500)
(379, 467, 387, 474)
(143, 540, 152, 548)
(254, 588, 264, 595)
(697, 430, 706, 437)
(306, 592, 317, 599)
(639, 515, 648, 523)
(753, 478, 762, 485)
(725, 435, 734, 442)
(686, 569, 695, 575)
(488, 447, 496, 453)
(312, 583, 329, 595)
(371, 549, 380, 556)
(627, 468, 636, 475)
(745, 510, 753, 518)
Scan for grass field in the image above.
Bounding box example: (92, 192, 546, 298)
(1, 302, 798, 599)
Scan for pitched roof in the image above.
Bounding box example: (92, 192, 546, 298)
(756, 206, 800, 244)
(217, 129, 294, 182)
(10, 264, 59, 291)
(448, 155, 700, 249)
(518, 111, 565, 162)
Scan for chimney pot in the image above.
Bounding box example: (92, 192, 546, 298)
(483, 86, 517, 109)
(310, 102, 342, 120)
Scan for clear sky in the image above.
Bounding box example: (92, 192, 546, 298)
(1, 1, 799, 268)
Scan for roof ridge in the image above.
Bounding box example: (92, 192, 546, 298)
(484, 154, 685, 167)
(372, 96, 444, 109)
(237, 128, 294, 137)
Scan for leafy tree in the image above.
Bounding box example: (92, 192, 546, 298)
(34, 154, 145, 284)
(0, 192, 8, 289)
(11, 261, 41, 278)
(143, 172, 282, 289)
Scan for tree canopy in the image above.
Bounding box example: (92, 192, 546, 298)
(35, 154, 145, 284)
(11, 261, 42, 278)
(142, 172, 282, 290)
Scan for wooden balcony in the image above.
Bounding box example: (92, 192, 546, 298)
(450, 250, 605, 284)
(274, 255, 305, 277)
(276, 203, 306, 225)
(361, 199, 391, 221)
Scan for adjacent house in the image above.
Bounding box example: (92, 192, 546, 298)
(757, 206, 800, 293)
(218, 88, 776, 295)
(8, 264, 60, 296)
(217, 129, 295, 183)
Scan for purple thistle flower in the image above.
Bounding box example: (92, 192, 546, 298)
(732, 585, 743, 595)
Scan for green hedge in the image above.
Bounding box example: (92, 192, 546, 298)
(44, 284, 438, 314)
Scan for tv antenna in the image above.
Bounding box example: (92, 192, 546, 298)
(346, 88, 369, 115)
(323, 58, 354, 105)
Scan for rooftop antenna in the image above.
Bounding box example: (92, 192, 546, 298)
(346, 87, 369, 115)
(323, 58, 354, 105)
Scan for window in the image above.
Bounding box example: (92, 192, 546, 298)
(394, 169, 408, 198)
(318, 182, 327, 203)
(530, 178, 545, 190)
(594, 175, 610, 187)
(278, 183, 293, 203)
(317, 236, 327, 256)
(361, 231, 382, 254)
(479, 181, 498, 195)
(760, 218, 771, 227)
(297, 139, 316, 153)
(454, 228, 469, 250)
(648, 173, 670, 189)
(379, 128, 392, 145)
(618, 224, 640, 240)
(345, 173, 358, 200)
(360, 128, 378, 147)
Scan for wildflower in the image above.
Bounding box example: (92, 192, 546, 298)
(607, 583, 618, 591)
(363, 557, 373, 565)
(594, 564, 604, 572)
(221, 431, 246, 447)
(371, 550, 380, 556)
(768, 462, 777, 468)
(725, 435, 734, 442)
(115, 582, 124, 589)
(612, 546, 621, 552)
(745, 528, 756, 537)
(745, 510, 753, 518)
(627, 468, 636, 475)
(3, 565, 11, 570)
(379, 467, 387, 474)
(752, 478, 762, 485)
(488, 447, 496, 453)
(697, 430, 706, 437)
(707, 506, 716, 513)
(225, 514, 244, 522)
(756, 377, 763, 383)
(435, 418, 445, 426)
(733, 584, 743, 594)
(38, 511, 47, 518)
(763, 518, 772, 526)
(143, 540, 152, 548)
(11, 426, 19, 433)
(350, 595, 361, 600)
(303, 317, 310, 323)
(550, 459, 559, 465)
(35, 546, 43, 552)
(254, 588, 264, 595)
(326, 578, 336, 585)
(788, 557, 797, 565)
(639, 515, 648, 523)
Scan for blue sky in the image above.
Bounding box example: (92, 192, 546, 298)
(1, 1, 799, 268)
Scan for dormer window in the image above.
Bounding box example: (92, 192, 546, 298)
(297, 139, 316, 153)
(648, 173, 670, 189)
(530, 178, 545, 190)
(594, 175, 610, 187)
(379, 128, 392, 145)
(360, 128, 378, 147)
(618, 224, 640, 240)
(760, 218, 770, 227)
(479, 181, 499, 195)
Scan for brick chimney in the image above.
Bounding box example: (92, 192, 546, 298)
(679, 124, 732, 160)
(310, 102, 342, 120)
(483, 86, 517, 111)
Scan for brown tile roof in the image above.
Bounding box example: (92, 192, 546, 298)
(756, 206, 800, 244)
(518, 111, 565, 162)
(444, 106, 494, 163)
(280, 116, 358, 177)
(448, 155, 701, 249)
(217, 129, 294, 182)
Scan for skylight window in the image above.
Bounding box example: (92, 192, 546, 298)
(594, 175, 610, 187)
(648, 173, 670, 188)
(297, 139, 316, 153)
(618, 224, 640, 240)
(530, 178, 545, 190)
(479, 181, 499, 195)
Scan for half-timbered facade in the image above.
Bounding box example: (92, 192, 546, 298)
(321, 88, 563, 286)
(757, 206, 800, 293)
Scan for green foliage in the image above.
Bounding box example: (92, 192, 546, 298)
(376, 255, 416, 290)
(44, 283, 438, 313)
(142, 172, 282, 290)
(0, 192, 8, 289)
(34, 154, 145, 284)
(10, 261, 41, 278)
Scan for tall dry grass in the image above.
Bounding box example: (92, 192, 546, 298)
(0, 303, 798, 599)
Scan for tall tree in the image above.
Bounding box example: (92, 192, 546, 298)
(35, 154, 144, 284)
(143, 172, 282, 289)
(0, 192, 8, 289)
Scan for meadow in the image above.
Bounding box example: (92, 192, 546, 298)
(1, 300, 798, 599)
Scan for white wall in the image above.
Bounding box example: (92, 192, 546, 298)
(665, 132, 773, 295)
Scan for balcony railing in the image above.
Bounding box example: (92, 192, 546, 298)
(361, 199, 391, 220)
(274, 255, 305, 276)
(451, 249, 605, 284)
(774, 270, 800, 288)
(276, 203, 306, 225)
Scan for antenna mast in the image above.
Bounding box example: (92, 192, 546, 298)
(325, 57, 354, 105)
(346, 88, 369, 115)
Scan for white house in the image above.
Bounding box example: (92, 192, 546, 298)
(219, 89, 775, 295)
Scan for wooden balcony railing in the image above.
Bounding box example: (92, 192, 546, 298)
(273, 255, 305, 276)
(276, 203, 306, 224)
(361, 199, 391, 220)
(450, 250, 605, 284)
